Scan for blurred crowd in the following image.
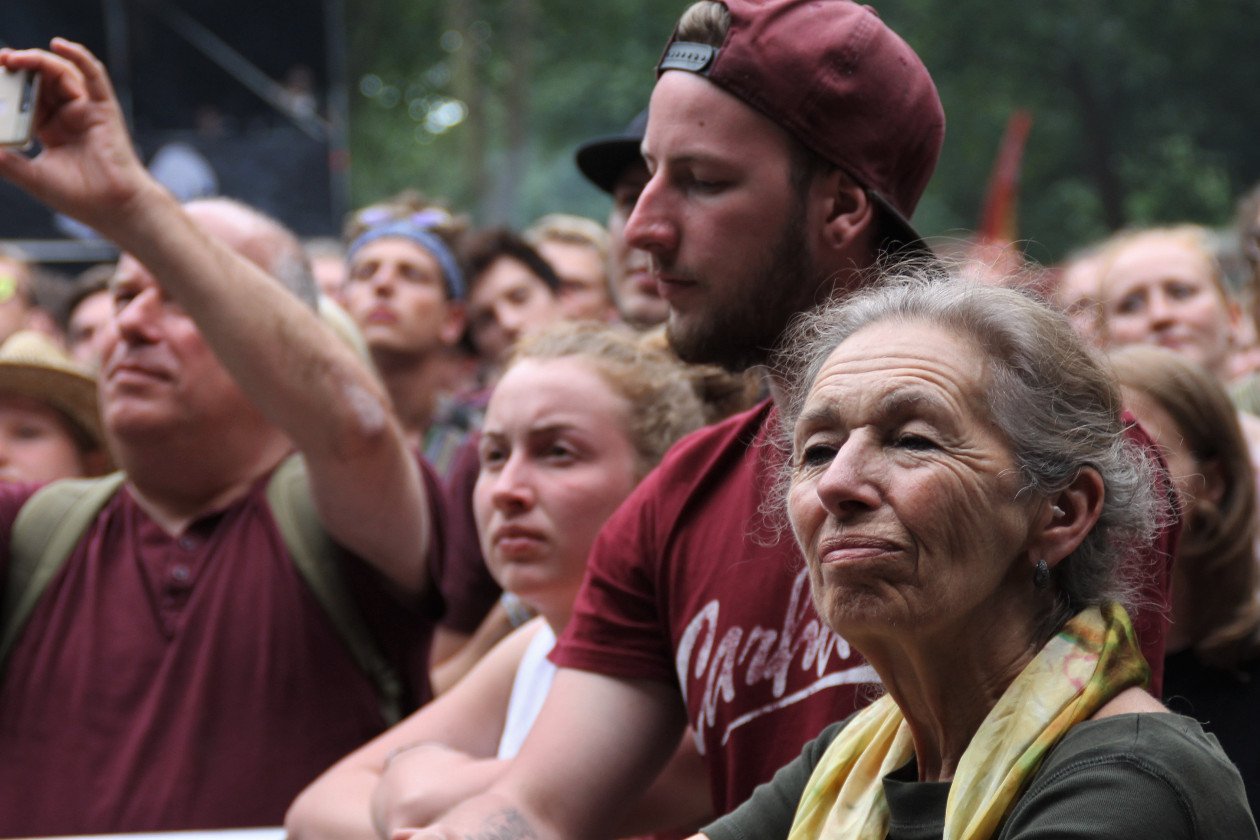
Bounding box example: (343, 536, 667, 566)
(2, 2, 1260, 838)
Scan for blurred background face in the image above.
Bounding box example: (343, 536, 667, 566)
(310, 253, 348, 299)
(466, 257, 561, 365)
(607, 164, 667, 329)
(535, 239, 613, 323)
(0, 395, 91, 483)
(1243, 206, 1260, 287)
(1101, 235, 1237, 378)
(1242, 208, 1260, 337)
(343, 237, 461, 357)
(0, 257, 34, 346)
(1055, 254, 1104, 346)
(473, 357, 639, 620)
(67, 289, 114, 370)
(1116, 379, 1227, 653)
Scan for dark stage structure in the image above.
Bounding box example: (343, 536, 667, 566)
(1, 0, 349, 262)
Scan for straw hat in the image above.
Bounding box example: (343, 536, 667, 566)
(0, 331, 105, 452)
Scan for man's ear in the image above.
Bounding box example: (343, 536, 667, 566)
(440, 301, 467, 347)
(817, 170, 875, 253)
(1033, 466, 1106, 570)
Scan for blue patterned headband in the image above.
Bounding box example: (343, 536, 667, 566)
(347, 214, 466, 300)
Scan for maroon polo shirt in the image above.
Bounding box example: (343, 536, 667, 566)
(439, 430, 503, 634)
(0, 462, 445, 835)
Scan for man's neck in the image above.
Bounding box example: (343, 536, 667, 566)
(114, 429, 292, 535)
(373, 350, 446, 443)
(760, 246, 880, 409)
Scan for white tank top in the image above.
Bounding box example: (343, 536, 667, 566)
(496, 622, 558, 759)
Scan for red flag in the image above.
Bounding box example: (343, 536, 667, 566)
(978, 110, 1033, 244)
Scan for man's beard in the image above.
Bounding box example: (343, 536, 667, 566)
(666, 198, 821, 372)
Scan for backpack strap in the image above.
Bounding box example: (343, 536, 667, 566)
(0, 462, 405, 725)
(1, 472, 127, 669)
(266, 455, 406, 725)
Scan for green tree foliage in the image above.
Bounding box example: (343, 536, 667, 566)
(347, 0, 1260, 262)
(346, 0, 679, 226)
(886, 0, 1260, 261)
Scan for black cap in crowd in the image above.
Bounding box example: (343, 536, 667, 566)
(574, 109, 649, 195)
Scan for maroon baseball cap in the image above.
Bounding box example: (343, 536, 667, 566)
(657, 0, 944, 250)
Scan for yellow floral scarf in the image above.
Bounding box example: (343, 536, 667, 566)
(786, 603, 1149, 840)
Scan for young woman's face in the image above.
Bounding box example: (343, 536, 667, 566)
(473, 357, 640, 620)
(1101, 236, 1237, 378)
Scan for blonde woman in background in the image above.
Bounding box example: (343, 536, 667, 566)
(1111, 344, 1260, 815)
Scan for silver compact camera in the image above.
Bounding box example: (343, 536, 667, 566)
(0, 67, 38, 149)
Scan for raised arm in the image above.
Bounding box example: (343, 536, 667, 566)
(0, 40, 430, 593)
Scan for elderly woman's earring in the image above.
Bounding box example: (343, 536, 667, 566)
(1033, 558, 1050, 589)
(1036, 507, 1064, 588)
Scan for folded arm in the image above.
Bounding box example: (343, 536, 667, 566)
(286, 620, 536, 840)
(416, 668, 687, 840)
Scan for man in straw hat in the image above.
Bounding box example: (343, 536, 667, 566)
(0, 40, 447, 833)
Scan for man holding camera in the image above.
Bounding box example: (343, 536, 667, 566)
(0, 39, 444, 833)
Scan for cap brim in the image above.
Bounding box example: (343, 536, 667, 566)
(575, 109, 650, 194)
(869, 190, 934, 259)
(575, 136, 644, 195)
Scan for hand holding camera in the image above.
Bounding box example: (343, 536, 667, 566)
(0, 63, 39, 149)
(0, 38, 160, 245)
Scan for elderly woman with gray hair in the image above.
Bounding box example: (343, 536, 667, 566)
(700, 278, 1256, 839)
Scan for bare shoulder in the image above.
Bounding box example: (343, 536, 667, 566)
(1090, 686, 1168, 719)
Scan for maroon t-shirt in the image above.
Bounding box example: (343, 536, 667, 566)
(553, 400, 1176, 814)
(0, 462, 445, 835)
(439, 431, 503, 634)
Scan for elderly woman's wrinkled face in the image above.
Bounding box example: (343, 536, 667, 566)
(788, 320, 1038, 641)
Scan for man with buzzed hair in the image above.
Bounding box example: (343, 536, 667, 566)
(0, 40, 447, 834)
